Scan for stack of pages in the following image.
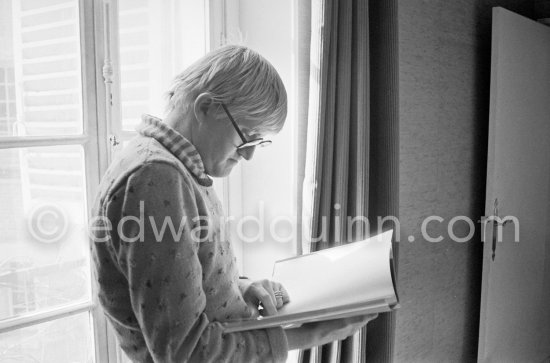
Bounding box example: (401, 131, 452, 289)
(223, 230, 399, 333)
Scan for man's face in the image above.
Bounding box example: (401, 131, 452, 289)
(193, 110, 266, 178)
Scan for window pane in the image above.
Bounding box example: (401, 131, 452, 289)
(117, 0, 207, 131)
(0, 145, 91, 322)
(0, 311, 95, 363)
(0, 0, 83, 137)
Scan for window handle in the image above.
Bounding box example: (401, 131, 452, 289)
(109, 135, 119, 148)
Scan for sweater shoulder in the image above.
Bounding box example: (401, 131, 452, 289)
(95, 136, 200, 207)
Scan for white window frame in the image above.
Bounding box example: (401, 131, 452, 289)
(0, 0, 110, 361)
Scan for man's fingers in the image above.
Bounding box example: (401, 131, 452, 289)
(272, 284, 288, 309)
(346, 313, 379, 328)
(279, 285, 290, 304)
(258, 289, 278, 316)
(269, 281, 290, 306)
(247, 302, 260, 318)
(274, 294, 284, 309)
(243, 280, 291, 315)
(366, 313, 378, 322)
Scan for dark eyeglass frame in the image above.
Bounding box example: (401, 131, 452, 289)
(220, 103, 272, 151)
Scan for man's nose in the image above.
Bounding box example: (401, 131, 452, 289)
(238, 146, 256, 160)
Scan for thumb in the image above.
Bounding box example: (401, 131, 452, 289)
(247, 302, 260, 318)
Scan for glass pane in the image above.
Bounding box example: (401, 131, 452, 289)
(0, 145, 91, 322)
(0, 0, 83, 136)
(0, 311, 95, 363)
(117, 0, 207, 131)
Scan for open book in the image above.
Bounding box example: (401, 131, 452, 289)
(223, 230, 399, 333)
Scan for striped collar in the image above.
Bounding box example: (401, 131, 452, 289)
(137, 114, 213, 187)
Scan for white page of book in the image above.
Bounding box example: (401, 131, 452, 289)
(272, 230, 395, 315)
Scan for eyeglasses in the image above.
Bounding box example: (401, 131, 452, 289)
(220, 103, 272, 152)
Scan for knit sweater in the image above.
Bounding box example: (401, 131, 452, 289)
(89, 115, 288, 362)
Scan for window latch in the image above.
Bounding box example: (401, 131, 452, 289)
(109, 135, 120, 148)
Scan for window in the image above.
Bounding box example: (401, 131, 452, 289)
(0, 0, 97, 361)
(0, 0, 217, 361)
(113, 0, 207, 132)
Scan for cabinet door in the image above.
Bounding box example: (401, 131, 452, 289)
(478, 7, 550, 362)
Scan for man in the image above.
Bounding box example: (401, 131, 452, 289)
(90, 45, 374, 363)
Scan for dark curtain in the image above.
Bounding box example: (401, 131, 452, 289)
(297, 0, 399, 362)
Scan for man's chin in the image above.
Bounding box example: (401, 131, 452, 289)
(207, 162, 236, 178)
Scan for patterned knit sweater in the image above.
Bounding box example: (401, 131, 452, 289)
(89, 115, 288, 362)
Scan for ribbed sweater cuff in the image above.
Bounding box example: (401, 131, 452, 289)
(265, 327, 289, 363)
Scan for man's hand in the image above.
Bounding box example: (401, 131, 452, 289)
(242, 279, 290, 317)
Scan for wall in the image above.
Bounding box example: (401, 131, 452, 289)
(396, 1, 535, 361)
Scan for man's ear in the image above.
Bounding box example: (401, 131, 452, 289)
(193, 93, 217, 124)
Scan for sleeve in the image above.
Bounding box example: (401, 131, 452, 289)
(112, 162, 288, 363)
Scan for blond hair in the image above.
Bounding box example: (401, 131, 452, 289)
(166, 45, 287, 134)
